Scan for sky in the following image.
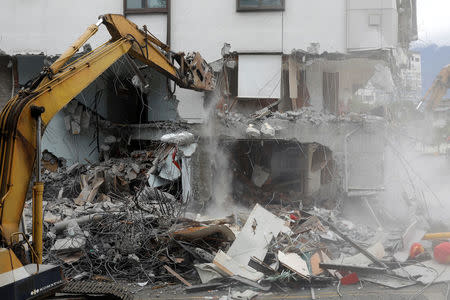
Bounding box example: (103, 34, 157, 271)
(417, 0, 450, 46)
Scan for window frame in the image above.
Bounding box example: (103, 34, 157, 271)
(236, 0, 285, 12)
(124, 0, 169, 14)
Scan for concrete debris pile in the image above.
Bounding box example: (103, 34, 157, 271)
(22, 134, 197, 281)
(221, 106, 337, 129)
(220, 106, 384, 142)
(271, 107, 336, 124)
(28, 176, 450, 298)
(27, 129, 450, 295)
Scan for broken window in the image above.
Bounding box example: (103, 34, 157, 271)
(238, 54, 281, 99)
(323, 72, 339, 115)
(285, 56, 310, 111)
(125, 0, 168, 14)
(237, 0, 285, 11)
(218, 139, 336, 207)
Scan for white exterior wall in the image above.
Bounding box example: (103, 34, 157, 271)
(171, 0, 283, 62)
(170, 0, 347, 62)
(0, 0, 401, 122)
(128, 14, 167, 43)
(282, 0, 346, 54)
(346, 0, 398, 51)
(0, 0, 123, 55)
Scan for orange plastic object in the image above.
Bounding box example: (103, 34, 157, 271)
(434, 242, 450, 264)
(340, 272, 359, 285)
(409, 242, 425, 259)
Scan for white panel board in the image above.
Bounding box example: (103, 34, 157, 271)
(175, 88, 205, 123)
(238, 55, 281, 99)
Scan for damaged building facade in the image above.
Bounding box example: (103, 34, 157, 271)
(0, 0, 418, 208)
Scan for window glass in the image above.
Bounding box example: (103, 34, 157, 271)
(147, 0, 167, 8)
(260, 0, 282, 7)
(240, 0, 259, 8)
(127, 0, 142, 9)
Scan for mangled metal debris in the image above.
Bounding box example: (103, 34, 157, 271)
(27, 135, 450, 297)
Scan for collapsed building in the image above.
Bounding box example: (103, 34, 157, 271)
(0, 0, 420, 210)
(6, 2, 450, 298)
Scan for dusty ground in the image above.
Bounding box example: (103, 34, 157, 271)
(132, 153, 450, 300)
(134, 282, 450, 299)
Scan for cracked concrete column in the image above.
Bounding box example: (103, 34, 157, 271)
(304, 143, 318, 197)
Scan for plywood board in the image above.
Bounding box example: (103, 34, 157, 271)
(278, 251, 310, 279)
(213, 250, 264, 282)
(227, 204, 291, 267)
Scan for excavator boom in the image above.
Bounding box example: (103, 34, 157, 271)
(418, 64, 450, 111)
(0, 14, 214, 299)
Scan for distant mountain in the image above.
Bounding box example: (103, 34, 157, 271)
(412, 44, 450, 97)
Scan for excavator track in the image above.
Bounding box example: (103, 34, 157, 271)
(59, 280, 133, 300)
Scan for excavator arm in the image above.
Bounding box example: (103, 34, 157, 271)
(418, 64, 450, 111)
(0, 13, 214, 261)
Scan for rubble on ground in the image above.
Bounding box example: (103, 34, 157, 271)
(25, 152, 450, 297)
(22, 129, 450, 297)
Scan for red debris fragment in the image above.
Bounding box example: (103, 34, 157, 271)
(340, 272, 359, 285)
(409, 242, 425, 259)
(434, 242, 450, 264)
(171, 148, 181, 171)
(290, 213, 299, 221)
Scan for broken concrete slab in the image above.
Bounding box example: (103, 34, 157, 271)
(330, 242, 385, 267)
(227, 204, 291, 266)
(245, 124, 260, 138)
(194, 263, 225, 283)
(51, 236, 86, 252)
(260, 122, 275, 137)
(161, 131, 194, 145)
(213, 250, 264, 282)
(278, 251, 310, 280)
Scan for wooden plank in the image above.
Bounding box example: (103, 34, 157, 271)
(164, 265, 192, 287)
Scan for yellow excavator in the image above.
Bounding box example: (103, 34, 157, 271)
(417, 64, 450, 111)
(0, 14, 214, 299)
(416, 65, 450, 154)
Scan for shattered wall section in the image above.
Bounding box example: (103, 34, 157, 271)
(0, 55, 13, 111)
(191, 109, 386, 208)
(301, 57, 389, 113)
(42, 109, 100, 166)
(9, 54, 181, 165)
